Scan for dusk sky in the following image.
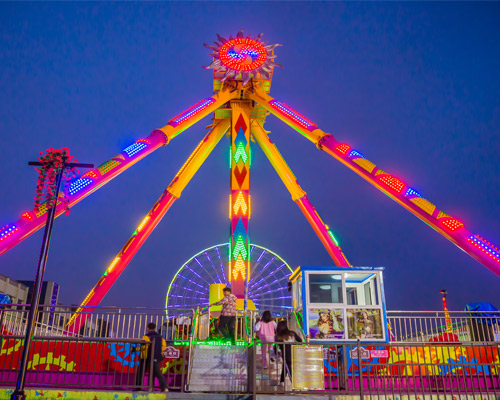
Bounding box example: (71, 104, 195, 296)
(0, 2, 499, 312)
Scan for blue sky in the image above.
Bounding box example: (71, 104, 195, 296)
(0, 2, 499, 311)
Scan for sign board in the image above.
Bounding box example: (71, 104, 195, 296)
(370, 349, 389, 358)
(292, 345, 325, 391)
(163, 346, 180, 359)
(349, 346, 370, 360)
(323, 346, 337, 361)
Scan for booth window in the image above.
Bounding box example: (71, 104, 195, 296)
(345, 273, 379, 306)
(364, 282, 372, 305)
(373, 277, 379, 305)
(309, 274, 343, 304)
(347, 287, 358, 305)
(293, 277, 303, 309)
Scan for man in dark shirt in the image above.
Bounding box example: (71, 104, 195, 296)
(136, 322, 168, 392)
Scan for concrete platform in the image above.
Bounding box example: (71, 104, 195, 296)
(0, 389, 166, 400)
(1, 389, 498, 400)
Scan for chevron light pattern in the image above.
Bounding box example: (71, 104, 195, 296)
(230, 105, 251, 295)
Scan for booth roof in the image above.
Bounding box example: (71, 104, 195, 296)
(289, 265, 385, 281)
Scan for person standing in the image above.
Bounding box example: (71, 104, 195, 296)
(209, 287, 237, 344)
(275, 320, 302, 385)
(136, 322, 168, 392)
(254, 310, 277, 369)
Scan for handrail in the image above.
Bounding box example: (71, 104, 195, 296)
(2, 304, 498, 314)
(0, 334, 145, 344)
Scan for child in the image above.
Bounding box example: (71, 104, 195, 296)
(254, 310, 277, 369)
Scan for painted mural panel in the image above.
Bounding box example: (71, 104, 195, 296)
(346, 309, 383, 340)
(308, 308, 345, 340)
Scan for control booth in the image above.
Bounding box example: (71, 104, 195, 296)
(289, 266, 388, 343)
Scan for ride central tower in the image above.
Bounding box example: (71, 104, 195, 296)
(205, 31, 281, 302)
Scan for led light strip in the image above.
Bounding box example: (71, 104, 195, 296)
(349, 150, 364, 159)
(467, 235, 500, 263)
(21, 212, 33, 221)
(106, 258, 120, 273)
(69, 178, 93, 195)
(123, 142, 148, 157)
(334, 142, 469, 234)
(269, 100, 317, 131)
(379, 175, 405, 194)
(440, 218, 464, 232)
(0, 225, 18, 241)
(97, 159, 121, 175)
(335, 144, 351, 155)
(405, 188, 421, 198)
(169, 98, 216, 127)
(137, 216, 150, 233)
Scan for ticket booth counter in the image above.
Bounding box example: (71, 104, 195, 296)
(289, 266, 388, 343)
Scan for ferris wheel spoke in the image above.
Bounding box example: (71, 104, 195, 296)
(250, 257, 277, 284)
(249, 258, 280, 288)
(250, 278, 281, 294)
(185, 263, 214, 287)
(215, 245, 229, 283)
(206, 259, 223, 285)
(178, 273, 206, 290)
(204, 252, 224, 284)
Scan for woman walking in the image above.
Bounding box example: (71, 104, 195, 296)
(254, 311, 277, 369)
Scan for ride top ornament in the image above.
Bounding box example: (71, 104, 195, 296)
(204, 30, 282, 85)
(34, 148, 79, 214)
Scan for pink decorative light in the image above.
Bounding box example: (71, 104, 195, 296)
(219, 38, 267, 71)
(379, 175, 405, 194)
(335, 144, 351, 155)
(21, 212, 33, 221)
(204, 31, 282, 85)
(441, 218, 464, 232)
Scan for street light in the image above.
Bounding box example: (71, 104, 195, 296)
(440, 289, 452, 332)
(11, 158, 93, 400)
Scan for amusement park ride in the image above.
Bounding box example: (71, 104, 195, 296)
(1, 30, 499, 334)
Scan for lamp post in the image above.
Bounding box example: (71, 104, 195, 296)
(11, 158, 93, 400)
(440, 289, 452, 332)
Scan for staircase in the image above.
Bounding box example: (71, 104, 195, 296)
(188, 344, 248, 392)
(254, 344, 286, 392)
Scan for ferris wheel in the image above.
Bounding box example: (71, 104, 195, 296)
(165, 243, 293, 314)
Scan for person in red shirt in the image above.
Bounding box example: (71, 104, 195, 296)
(210, 287, 237, 344)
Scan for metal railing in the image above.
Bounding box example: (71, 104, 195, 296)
(0, 334, 190, 392)
(251, 340, 500, 397)
(0, 335, 148, 390)
(0, 305, 196, 340)
(2, 306, 499, 345)
(387, 311, 500, 343)
(192, 308, 293, 343)
(0, 322, 497, 396)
